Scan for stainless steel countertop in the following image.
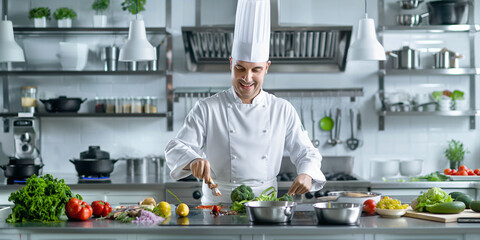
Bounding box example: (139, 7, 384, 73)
(370, 181, 479, 189)
(1, 207, 480, 235)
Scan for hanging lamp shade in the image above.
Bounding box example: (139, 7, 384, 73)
(0, 20, 25, 62)
(348, 18, 385, 61)
(119, 19, 156, 62)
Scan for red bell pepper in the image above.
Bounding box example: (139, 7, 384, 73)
(66, 198, 93, 221)
(91, 200, 112, 217)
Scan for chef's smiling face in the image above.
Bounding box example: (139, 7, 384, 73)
(230, 57, 271, 104)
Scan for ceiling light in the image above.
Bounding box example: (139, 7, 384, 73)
(0, 20, 25, 63)
(348, 0, 386, 61)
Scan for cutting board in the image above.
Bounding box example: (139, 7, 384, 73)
(405, 208, 480, 223)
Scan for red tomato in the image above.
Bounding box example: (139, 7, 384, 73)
(444, 168, 451, 175)
(459, 165, 468, 172)
(450, 169, 457, 175)
(363, 199, 376, 214)
(458, 170, 469, 176)
(467, 169, 475, 176)
(474, 169, 480, 175)
(91, 200, 112, 217)
(66, 198, 93, 221)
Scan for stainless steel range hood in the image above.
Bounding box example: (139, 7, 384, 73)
(182, 0, 352, 72)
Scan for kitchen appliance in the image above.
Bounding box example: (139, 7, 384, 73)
(434, 48, 463, 69)
(386, 46, 421, 69)
(40, 96, 87, 113)
(70, 146, 117, 179)
(427, 0, 469, 25)
(245, 201, 296, 223)
(313, 202, 362, 225)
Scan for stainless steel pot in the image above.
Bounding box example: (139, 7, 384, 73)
(396, 13, 429, 26)
(398, 0, 424, 9)
(387, 46, 421, 69)
(434, 48, 463, 68)
(313, 202, 362, 225)
(245, 201, 296, 223)
(125, 156, 164, 183)
(427, 0, 469, 25)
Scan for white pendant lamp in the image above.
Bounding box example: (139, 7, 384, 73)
(0, 20, 25, 62)
(119, 0, 155, 62)
(348, 0, 386, 61)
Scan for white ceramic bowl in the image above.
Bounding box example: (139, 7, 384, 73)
(59, 42, 89, 70)
(371, 159, 400, 179)
(400, 159, 423, 176)
(375, 208, 407, 218)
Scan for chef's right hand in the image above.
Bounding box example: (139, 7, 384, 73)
(188, 158, 211, 182)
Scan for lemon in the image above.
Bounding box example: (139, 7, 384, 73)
(176, 216, 190, 225)
(176, 203, 189, 217)
(157, 201, 172, 218)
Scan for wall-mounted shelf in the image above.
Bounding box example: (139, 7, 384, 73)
(380, 25, 479, 33)
(173, 87, 364, 102)
(379, 110, 478, 117)
(13, 27, 168, 35)
(382, 68, 478, 76)
(0, 70, 166, 76)
(0, 113, 167, 118)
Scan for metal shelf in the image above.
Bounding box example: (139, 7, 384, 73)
(380, 25, 479, 33)
(382, 68, 478, 76)
(13, 27, 168, 35)
(0, 113, 167, 118)
(0, 70, 166, 76)
(379, 110, 478, 117)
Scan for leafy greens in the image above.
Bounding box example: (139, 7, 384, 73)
(6, 174, 81, 223)
(414, 187, 452, 212)
(230, 186, 293, 213)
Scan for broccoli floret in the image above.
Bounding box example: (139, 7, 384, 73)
(231, 184, 255, 202)
(278, 194, 294, 202)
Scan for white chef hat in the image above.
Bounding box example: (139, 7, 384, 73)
(231, 0, 271, 63)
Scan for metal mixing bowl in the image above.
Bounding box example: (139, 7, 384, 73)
(245, 201, 296, 223)
(396, 14, 423, 26)
(313, 202, 362, 225)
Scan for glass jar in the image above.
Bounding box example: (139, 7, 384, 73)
(94, 97, 106, 113)
(21, 86, 37, 113)
(141, 97, 147, 113)
(106, 97, 115, 113)
(132, 97, 142, 113)
(123, 97, 132, 113)
(115, 97, 123, 114)
(146, 96, 158, 113)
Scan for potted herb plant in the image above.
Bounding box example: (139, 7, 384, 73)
(121, 0, 146, 15)
(29, 7, 51, 28)
(54, 8, 77, 28)
(92, 0, 110, 28)
(445, 139, 469, 170)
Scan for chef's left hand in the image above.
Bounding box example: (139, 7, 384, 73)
(287, 174, 312, 195)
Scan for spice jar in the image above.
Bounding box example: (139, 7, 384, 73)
(132, 97, 142, 113)
(115, 97, 123, 114)
(123, 97, 132, 113)
(106, 97, 115, 113)
(146, 96, 158, 113)
(94, 97, 106, 113)
(21, 86, 37, 113)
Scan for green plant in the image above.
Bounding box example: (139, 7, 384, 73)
(121, 0, 146, 15)
(445, 139, 469, 163)
(29, 7, 51, 20)
(92, 0, 110, 14)
(53, 8, 77, 20)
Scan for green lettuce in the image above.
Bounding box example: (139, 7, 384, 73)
(414, 187, 452, 212)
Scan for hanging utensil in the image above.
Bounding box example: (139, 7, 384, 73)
(326, 109, 336, 146)
(310, 95, 320, 148)
(357, 110, 364, 147)
(346, 109, 360, 151)
(334, 108, 342, 144)
(300, 94, 305, 129)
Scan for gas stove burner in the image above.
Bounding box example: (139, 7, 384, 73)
(7, 178, 28, 185)
(78, 175, 111, 184)
(324, 172, 358, 181)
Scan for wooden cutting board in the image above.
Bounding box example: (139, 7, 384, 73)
(405, 209, 480, 223)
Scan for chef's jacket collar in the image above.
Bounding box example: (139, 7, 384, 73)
(229, 86, 266, 105)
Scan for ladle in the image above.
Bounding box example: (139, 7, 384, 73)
(310, 95, 320, 148)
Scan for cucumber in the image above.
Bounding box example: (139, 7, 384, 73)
(470, 200, 480, 212)
(456, 195, 473, 209)
(449, 192, 466, 200)
(426, 202, 465, 214)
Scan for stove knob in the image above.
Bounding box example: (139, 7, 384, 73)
(20, 133, 31, 143)
(192, 190, 202, 200)
(21, 144, 30, 152)
(314, 191, 323, 198)
(305, 192, 313, 199)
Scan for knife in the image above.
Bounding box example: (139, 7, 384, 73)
(207, 177, 222, 197)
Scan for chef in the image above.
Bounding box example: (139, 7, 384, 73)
(165, 0, 325, 205)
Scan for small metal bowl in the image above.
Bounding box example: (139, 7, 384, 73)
(313, 202, 362, 225)
(396, 14, 423, 26)
(398, 0, 424, 9)
(244, 201, 296, 223)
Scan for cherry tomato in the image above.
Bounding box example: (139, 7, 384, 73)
(474, 169, 480, 175)
(450, 169, 457, 175)
(444, 168, 452, 175)
(458, 170, 468, 176)
(459, 165, 468, 172)
(467, 169, 475, 176)
(363, 199, 376, 215)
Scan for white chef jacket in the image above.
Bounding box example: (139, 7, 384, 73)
(165, 87, 326, 205)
